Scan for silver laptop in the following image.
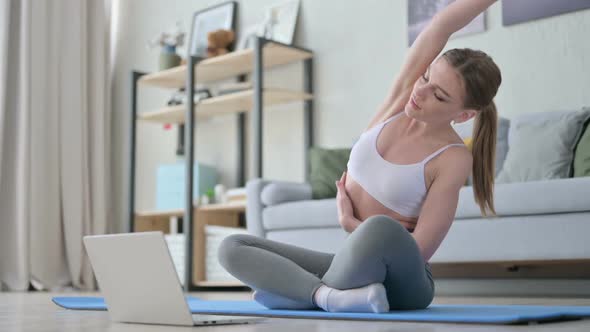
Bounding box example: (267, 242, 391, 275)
(83, 231, 265, 326)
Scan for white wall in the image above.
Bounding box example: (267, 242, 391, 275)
(111, 0, 590, 233)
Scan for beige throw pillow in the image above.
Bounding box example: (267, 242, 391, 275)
(496, 109, 590, 183)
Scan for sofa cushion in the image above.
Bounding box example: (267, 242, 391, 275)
(431, 212, 590, 263)
(455, 177, 590, 219)
(453, 116, 510, 186)
(574, 112, 590, 177)
(260, 181, 312, 206)
(496, 109, 590, 183)
(265, 213, 590, 262)
(262, 198, 339, 231)
(308, 147, 351, 199)
(495, 117, 511, 175)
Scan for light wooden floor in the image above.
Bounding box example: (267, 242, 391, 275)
(2, 290, 590, 331)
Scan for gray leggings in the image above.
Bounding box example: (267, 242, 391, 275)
(218, 214, 435, 310)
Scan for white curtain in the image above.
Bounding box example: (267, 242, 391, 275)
(0, 0, 113, 291)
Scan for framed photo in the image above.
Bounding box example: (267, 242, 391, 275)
(236, 0, 300, 50)
(408, 0, 485, 46)
(264, 0, 300, 45)
(502, 0, 590, 26)
(188, 1, 237, 58)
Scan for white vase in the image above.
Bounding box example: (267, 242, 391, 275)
(214, 184, 226, 204)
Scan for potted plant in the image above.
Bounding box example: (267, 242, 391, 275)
(206, 188, 215, 203)
(200, 187, 216, 205)
(147, 21, 186, 71)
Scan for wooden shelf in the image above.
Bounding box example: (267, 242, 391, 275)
(134, 201, 246, 220)
(135, 209, 184, 219)
(192, 205, 246, 287)
(138, 42, 313, 89)
(134, 209, 183, 233)
(131, 38, 313, 289)
(199, 200, 246, 212)
(138, 88, 312, 123)
(133, 201, 248, 288)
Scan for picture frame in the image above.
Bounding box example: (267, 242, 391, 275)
(236, 0, 300, 50)
(188, 1, 237, 58)
(408, 0, 485, 46)
(502, 0, 590, 26)
(264, 0, 300, 45)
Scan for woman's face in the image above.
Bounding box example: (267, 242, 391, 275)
(405, 58, 470, 124)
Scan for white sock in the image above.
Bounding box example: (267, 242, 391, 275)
(313, 283, 389, 313)
(252, 289, 316, 310)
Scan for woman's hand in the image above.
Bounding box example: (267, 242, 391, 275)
(336, 171, 353, 219)
(336, 171, 362, 232)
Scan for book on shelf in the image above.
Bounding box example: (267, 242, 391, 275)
(226, 197, 246, 204)
(217, 81, 252, 95)
(226, 187, 246, 197)
(225, 187, 246, 203)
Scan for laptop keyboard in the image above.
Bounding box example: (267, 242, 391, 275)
(192, 314, 261, 321)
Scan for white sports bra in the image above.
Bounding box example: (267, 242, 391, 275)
(347, 112, 466, 218)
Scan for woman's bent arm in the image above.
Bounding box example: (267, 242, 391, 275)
(367, 0, 498, 131)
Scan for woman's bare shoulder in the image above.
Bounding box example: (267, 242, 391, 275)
(432, 144, 472, 182)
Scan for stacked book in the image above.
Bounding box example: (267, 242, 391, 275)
(205, 225, 249, 282)
(225, 187, 246, 204)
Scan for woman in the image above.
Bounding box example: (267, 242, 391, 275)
(218, 0, 501, 313)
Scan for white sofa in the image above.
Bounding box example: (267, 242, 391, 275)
(245, 176, 590, 263)
(244, 112, 590, 295)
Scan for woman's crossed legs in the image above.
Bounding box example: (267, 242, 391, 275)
(218, 215, 434, 312)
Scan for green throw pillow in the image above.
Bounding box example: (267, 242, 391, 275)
(574, 118, 590, 177)
(308, 147, 351, 199)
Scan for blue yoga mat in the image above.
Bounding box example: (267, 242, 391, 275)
(52, 296, 590, 324)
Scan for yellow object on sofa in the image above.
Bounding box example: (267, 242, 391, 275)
(463, 137, 473, 152)
(463, 137, 473, 186)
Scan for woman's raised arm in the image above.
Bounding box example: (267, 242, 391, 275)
(365, 0, 498, 131)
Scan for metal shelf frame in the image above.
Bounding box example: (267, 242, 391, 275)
(129, 36, 314, 291)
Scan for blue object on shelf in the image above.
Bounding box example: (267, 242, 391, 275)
(156, 162, 217, 210)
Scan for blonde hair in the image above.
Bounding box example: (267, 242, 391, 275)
(443, 48, 502, 217)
